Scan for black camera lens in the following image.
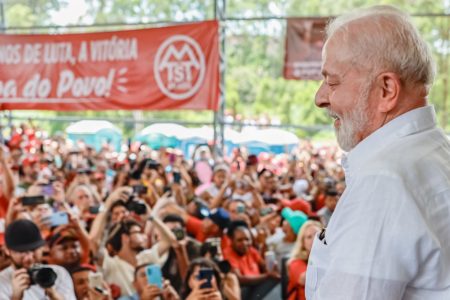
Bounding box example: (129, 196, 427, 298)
(126, 198, 147, 215)
(172, 228, 186, 241)
(216, 259, 231, 274)
(28, 265, 57, 288)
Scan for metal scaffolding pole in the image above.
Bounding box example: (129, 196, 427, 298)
(213, 0, 226, 159)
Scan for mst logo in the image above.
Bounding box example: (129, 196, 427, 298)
(154, 35, 206, 100)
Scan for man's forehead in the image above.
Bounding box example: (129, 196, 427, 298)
(321, 38, 352, 78)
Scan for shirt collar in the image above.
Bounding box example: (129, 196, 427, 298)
(344, 105, 437, 175)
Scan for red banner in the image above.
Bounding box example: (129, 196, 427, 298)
(283, 18, 328, 80)
(0, 21, 219, 111)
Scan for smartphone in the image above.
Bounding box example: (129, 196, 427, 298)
(265, 251, 276, 272)
(49, 212, 69, 227)
(236, 203, 246, 214)
(173, 172, 181, 184)
(77, 168, 91, 175)
(260, 207, 273, 216)
(132, 185, 148, 195)
(21, 195, 46, 206)
(88, 272, 104, 289)
(41, 184, 54, 197)
(145, 265, 163, 288)
(89, 206, 101, 214)
(198, 267, 214, 289)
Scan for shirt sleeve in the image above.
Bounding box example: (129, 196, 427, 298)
(186, 215, 203, 241)
(54, 265, 77, 300)
(307, 173, 435, 300)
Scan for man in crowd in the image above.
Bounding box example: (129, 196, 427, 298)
(71, 264, 112, 300)
(118, 263, 179, 300)
(102, 219, 148, 297)
(307, 5, 450, 299)
(0, 219, 76, 299)
(316, 188, 339, 226)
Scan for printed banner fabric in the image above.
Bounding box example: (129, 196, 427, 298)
(0, 20, 220, 111)
(283, 18, 328, 81)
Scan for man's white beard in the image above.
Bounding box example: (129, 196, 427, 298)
(331, 83, 372, 152)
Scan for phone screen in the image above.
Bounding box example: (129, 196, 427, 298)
(50, 212, 69, 227)
(21, 195, 46, 206)
(88, 272, 104, 289)
(198, 268, 214, 289)
(41, 184, 54, 197)
(146, 265, 163, 288)
(173, 172, 181, 184)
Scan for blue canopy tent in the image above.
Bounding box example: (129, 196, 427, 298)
(180, 127, 242, 157)
(239, 128, 299, 155)
(135, 123, 190, 150)
(66, 120, 122, 151)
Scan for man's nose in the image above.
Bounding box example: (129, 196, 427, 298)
(315, 82, 329, 108)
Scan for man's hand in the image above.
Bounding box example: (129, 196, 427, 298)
(162, 280, 180, 300)
(140, 284, 162, 300)
(44, 286, 64, 300)
(104, 186, 132, 210)
(267, 268, 281, 280)
(11, 268, 30, 300)
(0, 145, 6, 163)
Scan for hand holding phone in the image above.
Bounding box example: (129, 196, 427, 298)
(198, 268, 214, 289)
(146, 265, 163, 289)
(49, 212, 69, 227)
(88, 272, 104, 289)
(20, 195, 46, 206)
(173, 172, 181, 184)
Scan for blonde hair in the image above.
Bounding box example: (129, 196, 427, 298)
(326, 5, 435, 93)
(288, 220, 322, 264)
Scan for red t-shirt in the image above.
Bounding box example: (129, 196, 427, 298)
(287, 258, 307, 300)
(186, 215, 207, 242)
(223, 246, 263, 276)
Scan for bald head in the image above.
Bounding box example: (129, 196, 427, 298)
(325, 5, 435, 94)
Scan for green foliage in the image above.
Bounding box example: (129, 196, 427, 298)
(3, 0, 450, 137)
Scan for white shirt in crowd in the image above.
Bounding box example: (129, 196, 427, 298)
(306, 106, 450, 300)
(0, 264, 76, 300)
(102, 249, 136, 297)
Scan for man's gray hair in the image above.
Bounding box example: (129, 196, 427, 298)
(326, 5, 435, 92)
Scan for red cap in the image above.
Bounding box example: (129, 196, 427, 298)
(22, 156, 39, 167)
(280, 198, 313, 216)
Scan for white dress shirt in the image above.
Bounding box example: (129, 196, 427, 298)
(306, 106, 450, 300)
(0, 264, 76, 300)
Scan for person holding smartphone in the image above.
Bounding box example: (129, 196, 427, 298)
(181, 258, 223, 300)
(117, 263, 179, 300)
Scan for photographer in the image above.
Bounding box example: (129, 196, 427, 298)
(0, 219, 76, 299)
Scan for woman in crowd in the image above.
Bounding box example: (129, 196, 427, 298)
(286, 220, 322, 300)
(182, 258, 224, 300)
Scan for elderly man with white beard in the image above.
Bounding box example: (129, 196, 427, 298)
(306, 5, 450, 300)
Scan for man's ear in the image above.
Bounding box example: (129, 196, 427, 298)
(375, 72, 401, 113)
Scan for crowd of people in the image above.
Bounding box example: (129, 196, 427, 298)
(0, 122, 344, 300)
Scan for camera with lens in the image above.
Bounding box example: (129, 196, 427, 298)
(203, 238, 231, 274)
(172, 228, 186, 241)
(28, 264, 57, 288)
(126, 194, 147, 215)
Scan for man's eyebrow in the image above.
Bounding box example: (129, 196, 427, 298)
(321, 70, 339, 78)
